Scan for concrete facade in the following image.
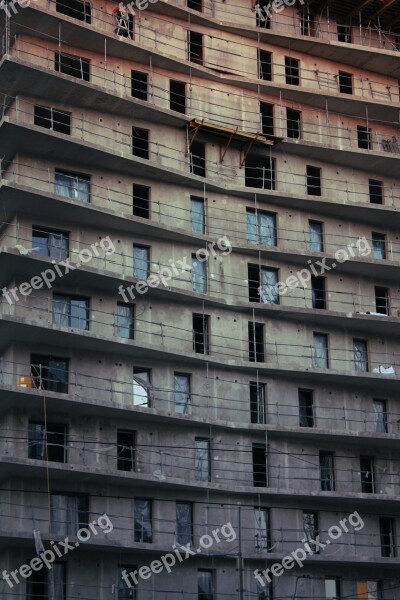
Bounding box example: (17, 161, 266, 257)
(0, 0, 400, 598)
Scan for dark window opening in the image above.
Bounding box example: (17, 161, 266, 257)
(380, 518, 396, 557)
(373, 399, 388, 433)
(252, 443, 267, 487)
(133, 184, 150, 218)
(360, 456, 375, 493)
(188, 0, 202, 10)
(27, 563, 66, 600)
(198, 569, 214, 600)
(53, 294, 89, 330)
(34, 105, 71, 135)
(170, 80, 186, 114)
(115, 303, 134, 339)
(28, 422, 67, 463)
(245, 155, 276, 190)
(311, 276, 326, 309)
(369, 179, 383, 204)
(31, 355, 69, 394)
(134, 498, 152, 543)
(118, 564, 137, 600)
(286, 108, 301, 139)
(338, 70, 353, 94)
(132, 127, 149, 159)
(375, 286, 389, 315)
(32, 227, 69, 260)
(249, 322, 264, 362)
(248, 264, 279, 305)
(337, 23, 352, 43)
(255, 0, 271, 28)
(299, 389, 314, 427)
(248, 264, 261, 302)
(372, 232, 387, 259)
(357, 125, 372, 150)
(55, 169, 91, 202)
(193, 313, 210, 354)
(354, 338, 368, 372)
(260, 102, 274, 136)
(131, 70, 148, 101)
(285, 56, 300, 85)
(307, 165, 321, 196)
(320, 451, 335, 491)
(56, 0, 91, 22)
(258, 49, 272, 81)
(188, 31, 203, 64)
(55, 51, 90, 81)
(190, 140, 206, 177)
(114, 12, 134, 38)
(309, 220, 324, 252)
(250, 382, 266, 424)
(117, 429, 136, 472)
(303, 511, 319, 553)
(300, 8, 315, 36)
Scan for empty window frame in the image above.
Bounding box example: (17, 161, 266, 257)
(245, 155, 276, 190)
(357, 125, 372, 150)
(258, 49, 272, 81)
(246, 209, 277, 246)
(53, 294, 89, 330)
(337, 22, 352, 43)
(114, 11, 134, 38)
(313, 333, 329, 368)
(174, 372, 191, 414)
(188, 0, 202, 10)
(360, 456, 375, 493)
(308, 220, 324, 252)
(190, 141, 206, 177)
(198, 569, 214, 600)
(27, 563, 66, 600)
(373, 399, 388, 433)
(170, 80, 186, 114)
(286, 108, 301, 139)
(188, 31, 203, 64)
(255, 0, 271, 28)
(306, 165, 322, 196)
(260, 102, 274, 136)
(380, 517, 396, 557)
(369, 179, 384, 204)
(28, 422, 67, 463)
(50, 493, 88, 535)
(133, 368, 151, 407)
(31, 354, 69, 394)
(250, 381, 266, 424)
(133, 184, 150, 218)
(34, 105, 71, 135)
(195, 437, 211, 482)
(325, 578, 341, 599)
(248, 264, 279, 305)
(249, 322, 265, 362)
(132, 127, 149, 159)
(311, 276, 326, 309)
(372, 232, 387, 259)
(176, 501, 193, 545)
(375, 285, 390, 315)
(133, 244, 150, 279)
(193, 313, 210, 354)
(192, 254, 208, 293)
(55, 169, 90, 202)
(32, 227, 69, 260)
(55, 51, 90, 80)
(131, 70, 148, 100)
(257, 579, 273, 600)
(299, 389, 314, 427)
(285, 56, 300, 85)
(118, 565, 137, 600)
(254, 507, 271, 551)
(56, 0, 91, 22)
(117, 429, 136, 472)
(320, 451, 335, 491)
(354, 339, 368, 372)
(191, 196, 205, 233)
(300, 7, 315, 36)
(252, 443, 267, 487)
(303, 511, 319, 553)
(134, 498, 152, 543)
(115, 303, 134, 339)
(338, 70, 353, 94)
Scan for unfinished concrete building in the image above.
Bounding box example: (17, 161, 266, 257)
(0, 0, 400, 598)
